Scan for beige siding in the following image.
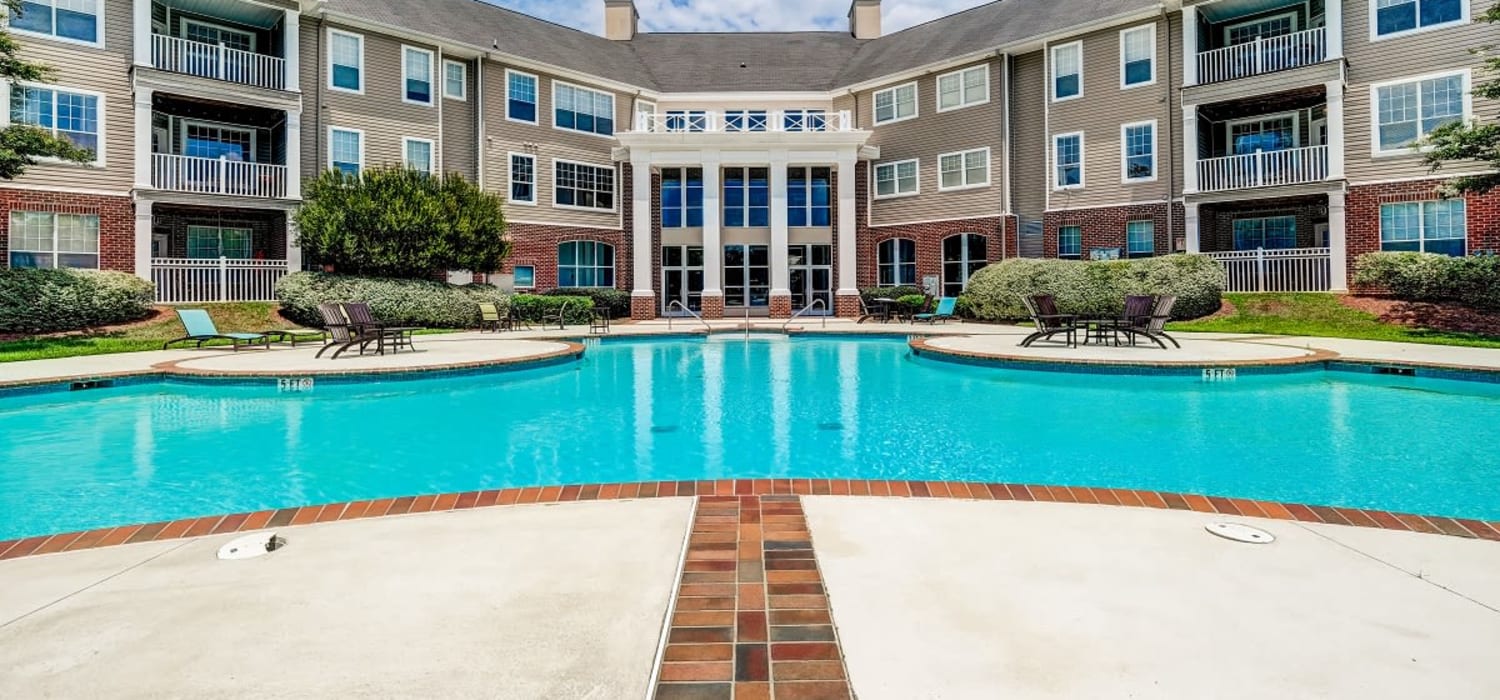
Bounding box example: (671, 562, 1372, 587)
(1046, 16, 1178, 209)
(1009, 52, 1047, 223)
(441, 55, 477, 180)
(1342, 0, 1496, 183)
(9, 0, 134, 193)
(482, 61, 625, 228)
(859, 57, 1008, 226)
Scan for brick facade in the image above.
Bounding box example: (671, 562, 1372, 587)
(501, 222, 631, 293)
(1041, 202, 1184, 260)
(1199, 196, 1327, 253)
(858, 161, 1014, 291)
(152, 205, 288, 260)
(0, 189, 135, 273)
(1347, 179, 1500, 283)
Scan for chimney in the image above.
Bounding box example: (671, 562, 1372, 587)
(848, 0, 881, 39)
(603, 0, 638, 41)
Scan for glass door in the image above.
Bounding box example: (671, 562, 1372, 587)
(724, 244, 770, 311)
(788, 244, 832, 314)
(1230, 115, 1297, 154)
(662, 245, 705, 315)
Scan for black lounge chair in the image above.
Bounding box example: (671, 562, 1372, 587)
(1019, 294, 1078, 348)
(504, 305, 532, 331)
(1120, 295, 1181, 349)
(314, 303, 383, 359)
(342, 302, 420, 353)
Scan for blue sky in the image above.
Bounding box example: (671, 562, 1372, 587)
(481, 0, 994, 34)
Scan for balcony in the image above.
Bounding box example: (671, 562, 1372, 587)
(632, 110, 856, 134)
(1196, 145, 1328, 193)
(1197, 27, 1327, 85)
(152, 154, 288, 199)
(152, 34, 286, 91)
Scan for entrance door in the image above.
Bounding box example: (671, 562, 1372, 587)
(788, 244, 832, 314)
(724, 244, 770, 312)
(662, 245, 705, 315)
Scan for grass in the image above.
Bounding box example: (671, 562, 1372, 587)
(0, 303, 302, 363)
(1171, 293, 1500, 349)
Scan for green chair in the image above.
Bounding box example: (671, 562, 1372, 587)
(478, 303, 504, 332)
(913, 297, 958, 324)
(163, 309, 271, 351)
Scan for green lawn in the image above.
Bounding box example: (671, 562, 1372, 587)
(0, 303, 301, 363)
(1171, 293, 1500, 348)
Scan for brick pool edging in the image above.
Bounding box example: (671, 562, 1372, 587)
(2, 479, 1496, 561)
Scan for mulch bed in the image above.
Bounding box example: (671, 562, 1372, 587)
(0, 308, 171, 343)
(1341, 296, 1500, 336)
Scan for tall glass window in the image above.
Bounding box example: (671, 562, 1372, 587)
(724, 167, 770, 227)
(1381, 200, 1466, 256)
(877, 239, 917, 286)
(1120, 25, 1155, 87)
(942, 233, 987, 297)
(558, 241, 615, 287)
(507, 71, 537, 123)
(509, 154, 535, 204)
(329, 30, 363, 92)
(1123, 122, 1155, 181)
(330, 128, 361, 175)
(661, 167, 704, 228)
(1052, 42, 1081, 100)
(1377, 74, 1464, 152)
(1055, 134, 1082, 188)
(787, 167, 831, 227)
(403, 47, 432, 104)
(724, 244, 770, 308)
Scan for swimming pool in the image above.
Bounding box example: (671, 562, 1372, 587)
(2, 336, 1499, 539)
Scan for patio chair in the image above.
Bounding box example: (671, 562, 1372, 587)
(1019, 294, 1078, 348)
(341, 302, 420, 353)
(1119, 295, 1181, 349)
(543, 298, 580, 330)
(589, 304, 611, 335)
(314, 303, 384, 359)
(478, 303, 504, 332)
(504, 305, 532, 332)
(913, 297, 958, 324)
(855, 296, 875, 324)
(163, 309, 271, 351)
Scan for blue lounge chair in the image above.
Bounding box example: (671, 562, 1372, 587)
(163, 309, 270, 351)
(913, 297, 958, 324)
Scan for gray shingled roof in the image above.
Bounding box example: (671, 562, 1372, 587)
(629, 32, 865, 92)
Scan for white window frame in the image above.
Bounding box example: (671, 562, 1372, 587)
(937, 147, 990, 192)
(1379, 199, 1467, 254)
(505, 69, 539, 125)
(936, 65, 990, 113)
(1369, 69, 1472, 157)
(1119, 25, 1156, 89)
(443, 59, 467, 101)
(179, 118, 256, 161)
(1058, 225, 1082, 258)
(1224, 12, 1299, 44)
(5, 82, 106, 167)
(6, 211, 100, 269)
(872, 158, 920, 199)
(182, 18, 256, 51)
(551, 79, 616, 138)
(1053, 132, 1085, 190)
(186, 225, 254, 260)
(552, 158, 616, 212)
(1126, 220, 1156, 257)
(557, 240, 615, 288)
(7, 0, 104, 48)
(327, 28, 364, 95)
(402, 136, 434, 173)
(512, 265, 536, 289)
(401, 45, 435, 106)
(876, 238, 918, 287)
(508, 152, 537, 206)
(1369, 0, 1471, 42)
(1050, 41, 1083, 102)
(872, 81, 919, 125)
(327, 126, 364, 175)
(1227, 111, 1303, 152)
(1120, 120, 1158, 183)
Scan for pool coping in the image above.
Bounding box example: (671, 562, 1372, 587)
(2, 479, 1496, 561)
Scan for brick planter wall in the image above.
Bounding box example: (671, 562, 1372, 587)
(1041, 202, 1184, 259)
(0, 189, 135, 273)
(1347, 179, 1500, 290)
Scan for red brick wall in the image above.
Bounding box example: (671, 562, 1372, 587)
(0, 189, 135, 273)
(856, 161, 1011, 290)
(1347, 180, 1500, 278)
(1199, 196, 1326, 253)
(497, 164, 635, 293)
(1042, 202, 1184, 259)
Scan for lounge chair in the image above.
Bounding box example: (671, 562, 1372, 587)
(163, 309, 270, 351)
(342, 302, 420, 353)
(315, 303, 383, 359)
(1120, 295, 1181, 349)
(1019, 294, 1078, 348)
(913, 297, 958, 324)
(478, 303, 504, 332)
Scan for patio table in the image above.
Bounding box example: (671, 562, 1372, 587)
(1079, 317, 1127, 347)
(872, 298, 897, 323)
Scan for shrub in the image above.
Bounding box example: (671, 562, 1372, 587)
(542, 287, 630, 318)
(1355, 252, 1500, 310)
(963, 255, 1225, 322)
(510, 294, 595, 324)
(859, 286, 924, 307)
(276, 272, 509, 328)
(0, 268, 155, 334)
(895, 294, 928, 312)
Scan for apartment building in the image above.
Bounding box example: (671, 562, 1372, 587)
(0, 0, 1494, 318)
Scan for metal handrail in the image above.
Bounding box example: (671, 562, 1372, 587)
(667, 300, 711, 332)
(782, 298, 828, 332)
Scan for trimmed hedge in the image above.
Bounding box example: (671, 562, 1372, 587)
(859, 285, 924, 307)
(511, 294, 595, 324)
(963, 255, 1225, 322)
(0, 268, 155, 334)
(276, 272, 509, 328)
(1354, 252, 1500, 310)
(542, 287, 630, 319)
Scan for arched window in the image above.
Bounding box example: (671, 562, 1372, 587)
(941, 233, 987, 297)
(558, 241, 615, 288)
(877, 239, 917, 286)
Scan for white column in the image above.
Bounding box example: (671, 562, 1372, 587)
(1182, 104, 1199, 194)
(1325, 0, 1343, 61)
(1184, 201, 1201, 254)
(283, 9, 301, 92)
(701, 155, 723, 298)
(631, 158, 654, 300)
(133, 199, 153, 282)
(769, 152, 790, 299)
(835, 152, 858, 300)
(285, 110, 303, 199)
(1328, 191, 1348, 292)
(134, 88, 154, 190)
(133, 0, 152, 67)
(1182, 4, 1198, 87)
(1325, 80, 1346, 181)
(286, 217, 302, 271)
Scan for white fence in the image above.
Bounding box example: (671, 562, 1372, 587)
(1205, 247, 1332, 292)
(152, 258, 289, 303)
(1197, 27, 1327, 84)
(152, 154, 289, 199)
(152, 34, 286, 91)
(1196, 145, 1328, 192)
(633, 110, 855, 133)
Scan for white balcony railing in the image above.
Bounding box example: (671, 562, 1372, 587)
(1197, 27, 1327, 85)
(152, 154, 289, 199)
(1204, 248, 1332, 292)
(152, 257, 289, 303)
(152, 34, 287, 91)
(1196, 145, 1329, 193)
(632, 110, 855, 134)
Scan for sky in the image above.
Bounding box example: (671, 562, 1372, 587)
(480, 0, 996, 35)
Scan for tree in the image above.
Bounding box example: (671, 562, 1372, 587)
(0, 0, 96, 179)
(294, 167, 511, 279)
(1422, 2, 1500, 195)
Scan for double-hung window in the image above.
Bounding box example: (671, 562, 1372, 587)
(1054, 133, 1083, 189)
(1375, 72, 1466, 153)
(1120, 26, 1155, 88)
(509, 153, 535, 204)
(787, 167, 831, 227)
(1051, 42, 1082, 101)
(1126, 221, 1155, 257)
(661, 167, 704, 228)
(724, 167, 770, 227)
(329, 30, 363, 93)
(554, 160, 614, 210)
(1374, 0, 1466, 38)
(443, 60, 467, 100)
(402, 47, 433, 105)
(1233, 216, 1298, 250)
(873, 82, 917, 124)
(1381, 199, 1466, 256)
(187, 226, 252, 259)
(557, 241, 614, 288)
(1058, 226, 1082, 258)
(9, 84, 100, 161)
(877, 239, 917, 286)
(938, 148, 988, 190)
(329, 127, 362, 176)
(1122, 121, 1156, 182)
(937, 66, 989, 112)
(554, 82, 614, 136)
(725, 110, 768, 132)
(507, 71, 538, 123)
(873, 159, 919, 198)
(11, 0, 100, 45)
(7, 211, 98, 269)
(403, 137, 433, 174)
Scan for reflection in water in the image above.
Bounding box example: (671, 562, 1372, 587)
(133, 402, 154, 482)
(771, 341, 791, 474)
(703, 342, 724, 476)
(633, 343, 653, 479)
(838, 342, 859, 462)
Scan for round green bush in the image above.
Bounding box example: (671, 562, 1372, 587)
(0, 268, 155, 334)
(276, 272, 510, 328)
(963, 255, 1225, 322)
(1355, 252, 1500, 310)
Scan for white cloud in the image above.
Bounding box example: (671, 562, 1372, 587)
(482, 0, 993, 35)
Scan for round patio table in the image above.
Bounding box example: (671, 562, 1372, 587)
(1079, 317, 1126, 347)
(872, 298, 897, 323)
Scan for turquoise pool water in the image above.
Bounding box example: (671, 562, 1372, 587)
(2, 336, 1499, 539)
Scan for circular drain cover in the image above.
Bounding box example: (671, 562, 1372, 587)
(217, 532, 287, 560)
(1206, 522, 1275, 544)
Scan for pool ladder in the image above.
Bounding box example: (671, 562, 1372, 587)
(782, 299, 828, 332)
(667, 300, 711, 333)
